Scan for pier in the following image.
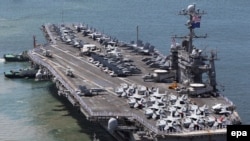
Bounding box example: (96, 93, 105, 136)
(26, 23, 240, 141)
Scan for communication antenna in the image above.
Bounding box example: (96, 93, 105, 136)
(33, 35, 36, 48)
(61, 11, 64, 23)
(136, 25, 139, 47)
(61, 2, 65, 23)
(178, 4, 207, 53)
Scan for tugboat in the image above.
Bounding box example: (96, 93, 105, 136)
(4, 68, 38, 78)
(3, 51, 29, 62)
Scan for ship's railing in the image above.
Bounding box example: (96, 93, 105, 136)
(130, 112, 159, 134)
(28, 50, 95, 116)
(27, 50, 228, 136)
(219, 93, 234, 105)
(28, 50, 134, 118)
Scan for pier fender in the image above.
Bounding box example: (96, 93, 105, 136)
(108, 117, 118, 133)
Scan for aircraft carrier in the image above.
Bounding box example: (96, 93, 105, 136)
(26, 4, 241, 141)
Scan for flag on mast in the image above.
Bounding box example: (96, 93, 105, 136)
(191, 15, 201, 28)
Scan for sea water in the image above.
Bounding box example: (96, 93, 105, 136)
(0, 0, 250, 141)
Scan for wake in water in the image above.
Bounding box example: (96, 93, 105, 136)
(0, 58, 5, 63)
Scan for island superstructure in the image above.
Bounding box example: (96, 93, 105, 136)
(26, 4, 241, 141)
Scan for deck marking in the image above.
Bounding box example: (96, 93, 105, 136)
(50, 43, 144, 97)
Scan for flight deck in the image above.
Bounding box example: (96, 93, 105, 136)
(25, 21, 242, 141)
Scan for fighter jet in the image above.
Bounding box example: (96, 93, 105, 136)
(159, 114, 181, 132)
(115, 83, 128, 97)
(77, 85, 92, 96)
(76, 86, 105, 96)
(72, 39, 80, 48)
(212, 103, 232, 115)
(144, 105, 165, 119)
(89, 88, 106, 94)
(89, 32, 102, 40)
(183, 117, 192, 128)
(128, 97, 146, 109)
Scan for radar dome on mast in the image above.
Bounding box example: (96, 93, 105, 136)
(187, 4, 195, 14)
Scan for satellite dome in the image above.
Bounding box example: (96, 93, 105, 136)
(187, 4, 195, 14)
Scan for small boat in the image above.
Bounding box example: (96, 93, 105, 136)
(4, 68, 38, 78)
(3, 51, 29, 62)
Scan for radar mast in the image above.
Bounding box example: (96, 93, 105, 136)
(178, 4, 207, 53)
(170, 4, 218, 92)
